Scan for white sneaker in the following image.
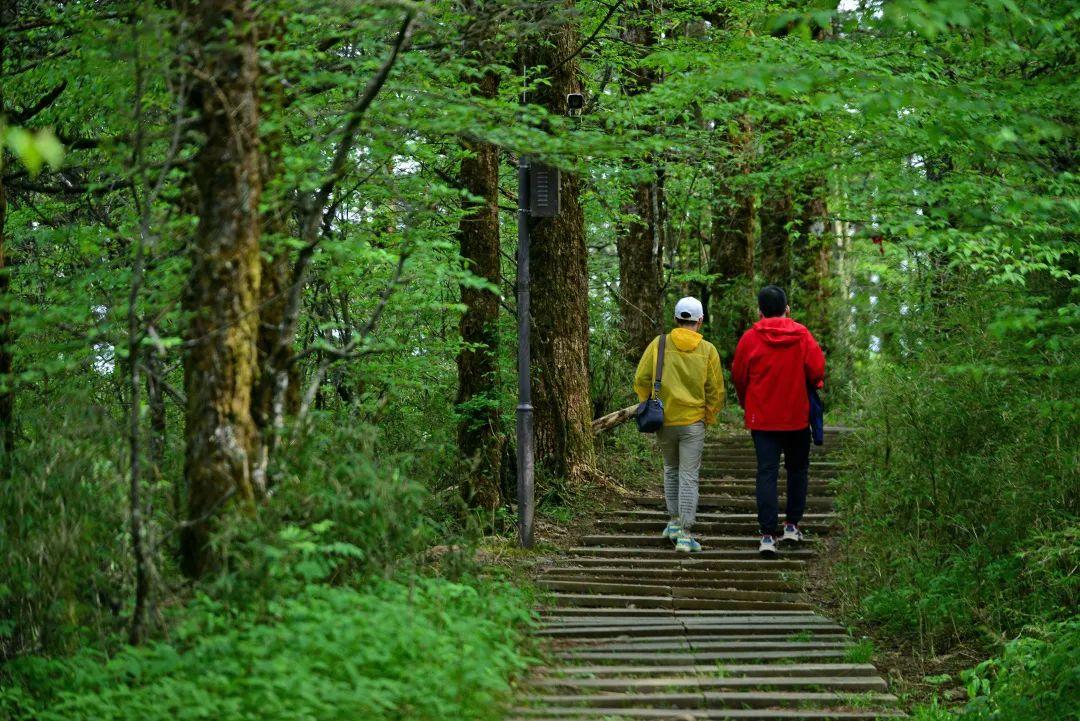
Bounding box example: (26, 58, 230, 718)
(759, 534, 778, 557)
(662, 521, 681, 541)
(782, 522, 804, 544)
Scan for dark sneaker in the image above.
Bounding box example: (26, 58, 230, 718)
(782, 522, 804, 545)
(759, 534, 778, 557)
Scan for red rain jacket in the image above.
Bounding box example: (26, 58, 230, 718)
(732, 317, 826, 431)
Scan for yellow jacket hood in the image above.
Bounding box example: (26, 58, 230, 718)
(670, 327, 703, 352)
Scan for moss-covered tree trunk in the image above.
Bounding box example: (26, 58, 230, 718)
(0, 37, 13, 475)
(708, 117, 757, 361)
(251, 19, 299, 492)
(759, 188, 794, 289)
(794, 181, 832, 351)
(617, 4, 664, 362)
(524, 4, 595, 484)
(0, 162, 11, 475)
(180, 0, 263, 579)
(455, 33, 503, 511)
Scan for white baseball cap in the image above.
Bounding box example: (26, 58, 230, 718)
(674, 297, 704, 322)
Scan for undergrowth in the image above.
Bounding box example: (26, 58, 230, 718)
(1, 575, 535, 721)
(833, 286, 1079, 718)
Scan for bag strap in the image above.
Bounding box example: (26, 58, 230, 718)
(652, 334, 667, 399)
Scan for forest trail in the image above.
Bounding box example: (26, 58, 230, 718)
(512, 429, 905, 720)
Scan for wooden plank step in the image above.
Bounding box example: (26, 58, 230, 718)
(529, 675, 889, 692)
(599, 511, 836, 522)
(549, 593, 812, 611)
(561, 639, 853, 652)
(539, 566, 801, 580)
(628, 496, 835, 511)
(544, 578, 807, 604)
(534, 663, 882, 678)
(596, 520, 831, 535)
(553, 557, 807, 570)
(579, 534, 818, 548)
(511, 708, 900, 719)
(540, 608, 817, 619)
(555, 649, 852, 664)
(539, 613, 834, 625)
(697, 481, 837, 492)
(540, 613, 831, 626)
(539, 575, 799, 592)
(537, 624, 843, 639)
(561, 637, 852, 652)
(566, 547, 815, 559)
(520, 690, 897, 709)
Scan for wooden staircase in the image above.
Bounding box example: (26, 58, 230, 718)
(512, 428, 904, 720)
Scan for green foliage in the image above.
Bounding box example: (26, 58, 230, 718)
(0, 397, 133, 658)
(1, 125, 63, 175)
(0, 576, 535, 721)
(835, 287, 1078, 651)
(911, 619, 1080, 721)
(958, 619, 1080, 721)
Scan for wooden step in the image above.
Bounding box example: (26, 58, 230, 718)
(556, 647, 853, 664)
(566, 547, 816, 560)
(553, 556, 807, 570)
(579, 534, 818, 549)
(549, 592, 813, 611)
(537, 623, 842, 639)
(628, 495, 835, 511)
(529, 674, 889, 692)
(520, 690, 897, 710)
(534, 663, 882, 678)
(513, 707, 900, 719)
(596, 520, 832, 535)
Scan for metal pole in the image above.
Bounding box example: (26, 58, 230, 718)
(516, 155, 535, 549)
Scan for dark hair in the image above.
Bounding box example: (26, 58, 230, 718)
(758, 285, 787, 318)
(674, 318, 699, 328)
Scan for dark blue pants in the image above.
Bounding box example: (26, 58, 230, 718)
(751, 428, 811, 536)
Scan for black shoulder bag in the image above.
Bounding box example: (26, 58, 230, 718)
(635, 334, 667, 433)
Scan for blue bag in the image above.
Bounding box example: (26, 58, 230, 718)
(808, 383, 824, 446)
(636, 334, 668, 433)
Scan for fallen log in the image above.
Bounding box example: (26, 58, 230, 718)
(592, 404, 638, 434)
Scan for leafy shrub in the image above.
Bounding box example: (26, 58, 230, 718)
(0, 576, 535, 721)
(238, 422, 438, 585)
(910, 619, 1080, 721)
(0, 398, 133, 658)
(834, 291, 1078, 651)
(957, 619, 1080, 721)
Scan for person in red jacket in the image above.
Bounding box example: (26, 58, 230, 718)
(732, 285, 826, 558)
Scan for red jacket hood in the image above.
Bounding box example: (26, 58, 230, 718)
(751, 317, 809, 347)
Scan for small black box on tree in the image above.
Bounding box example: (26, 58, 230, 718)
(529, 163, 561, 217)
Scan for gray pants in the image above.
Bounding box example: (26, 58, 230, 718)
(657, 422, 706, 529)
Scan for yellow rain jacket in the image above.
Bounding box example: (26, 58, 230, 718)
(633, 328, 724, 427)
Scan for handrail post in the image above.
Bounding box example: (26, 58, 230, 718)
(516, 155, 535, 549)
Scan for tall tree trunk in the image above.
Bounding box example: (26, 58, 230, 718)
(0, 161, 12, 476)
(179, 0, 263, 579)
(794, 180, 832, 352)
(250, 12, 299, 493)
(708, 117, 756, 361)
(616, 3, 664, 362)
(455, 25, 503, 511)
(0, 26, 14, 477)
(524, 4, 595, 484)
(759, 188, 794, 288)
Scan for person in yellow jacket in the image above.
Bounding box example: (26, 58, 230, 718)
(633, 297, 724, 552)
